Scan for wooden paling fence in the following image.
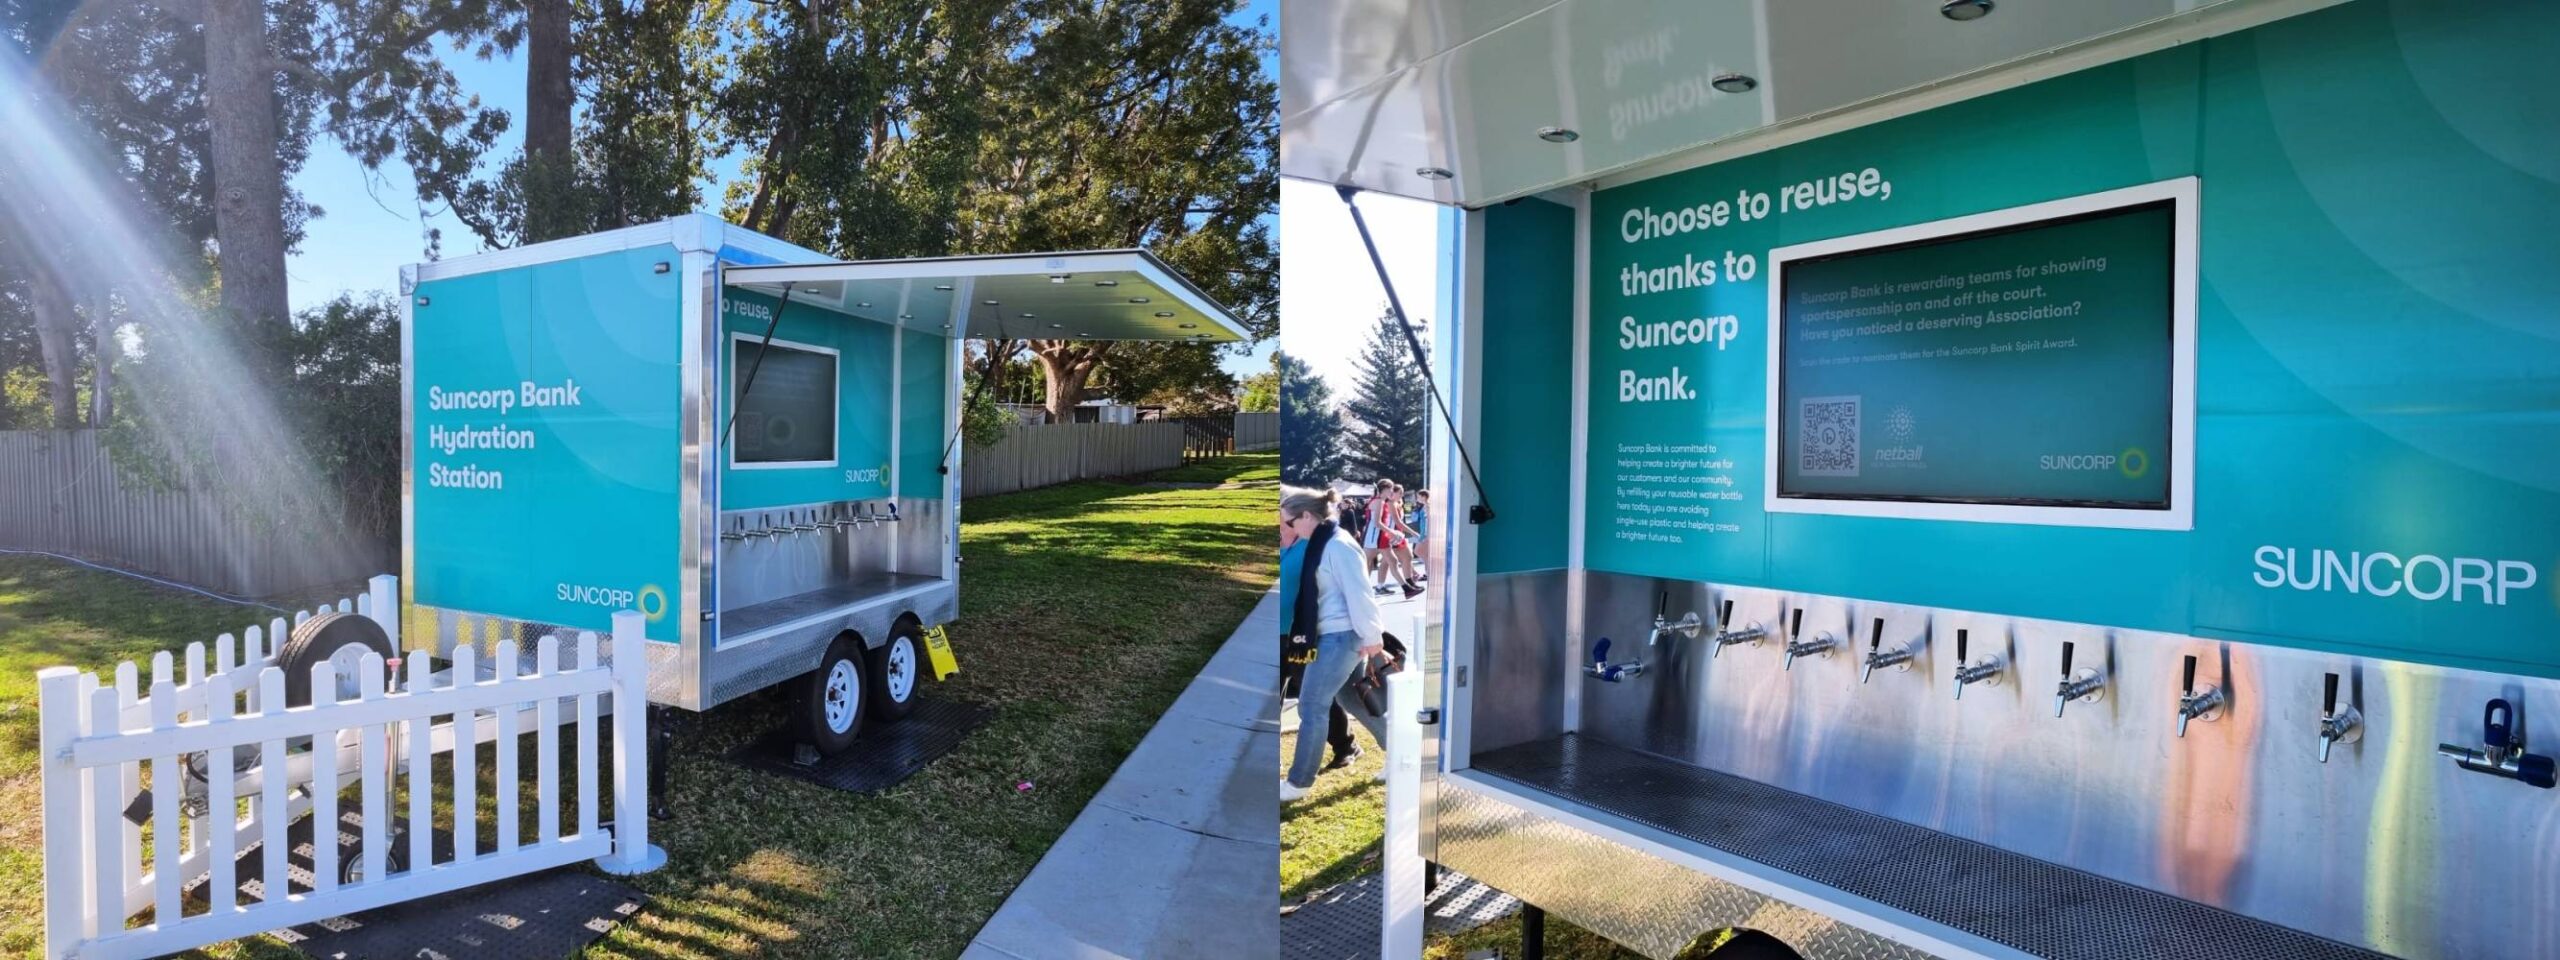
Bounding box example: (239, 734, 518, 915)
(961, 421, 1187, 497)
(0, 430, 385, 596)
(1233, 411, 1278, 452)
(36, 575, 656, 960)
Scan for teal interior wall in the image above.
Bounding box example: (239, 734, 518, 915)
(1475, 198, 1579, 575)
(718, 289, 895, 509)
(898, 327, 950, 498)
(1575, 0, 2560, 675)
(409, 245, 684, 642)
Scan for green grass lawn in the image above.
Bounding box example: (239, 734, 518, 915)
(1278, 712, 1385, 903)
(0, 452, 1276, 960)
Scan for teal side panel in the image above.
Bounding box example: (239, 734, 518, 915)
(899, 328, 950, 497)
(1475, 198, 1576, 574)
(718, 289, 895, 508)
(2186, 0, 2560, 672)
(1582, 0, 2560, 674)
(411, 245, 683, 642)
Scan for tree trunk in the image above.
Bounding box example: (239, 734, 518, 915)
(89, 290, 116, 425)
(28, 265, 80, 428)
(976, 338, 1019, 400)
(201, 0, 292, 375)
(1034, 342, 1109, 424)
(523, 0, 575, 240)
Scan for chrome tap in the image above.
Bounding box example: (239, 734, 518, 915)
(2053, 640, 2107, 718)
(782, 510, 820, 534)
(1647, 591, 1703, 648)
(1585, 637, 1647, 683)
(880, 501, 902, 523)
(2438, 698, 2556, 788)
(1860, 617, 1911, 684)
(1708, 599, 1764, 658)
(2174, 654, 2226, 738)
(1781, 608, 1833, 671)
(2317, 671, 2362, 763)
(1951, 628, 2003, 700)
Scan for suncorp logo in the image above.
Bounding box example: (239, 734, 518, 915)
(558, 581, 670, 620)
(2040, 446, 2149, 479)
(2253, 546, 2539, 606)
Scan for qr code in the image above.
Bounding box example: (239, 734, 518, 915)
(1798, 396, 1861, 477)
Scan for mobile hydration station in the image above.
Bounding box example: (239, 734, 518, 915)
(401, 215, 1245, 750)
(1285, 1, 2560, 958)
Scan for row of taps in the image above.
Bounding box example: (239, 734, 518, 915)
(1583, 590, 2554, 788)
(719, 501, 901, 541)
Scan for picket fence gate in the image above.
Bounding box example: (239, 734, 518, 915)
(36, 575, 660, 960)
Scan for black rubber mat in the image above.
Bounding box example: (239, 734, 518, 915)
(1473, 734, 2398, 960)
(728, 697, 994, 793)
(183, 809, 646, 959)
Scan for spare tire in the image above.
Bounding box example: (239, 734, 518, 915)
(277, 611, 398, 707)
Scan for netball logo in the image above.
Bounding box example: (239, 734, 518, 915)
(1885, 405, 1916, 441)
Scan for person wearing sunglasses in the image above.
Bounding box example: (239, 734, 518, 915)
(1279, 488, 1387, 802)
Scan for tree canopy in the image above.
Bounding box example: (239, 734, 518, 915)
(0, 0, 1274, 430)
(1341, 308, 1426, 488)
(1278, 351, 1345, 487)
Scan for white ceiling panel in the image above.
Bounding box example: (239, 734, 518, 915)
(723, 251, 1247, 344)
(1282, 0, 2328, 207)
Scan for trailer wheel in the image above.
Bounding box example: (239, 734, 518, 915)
(1680, 929, 1803, 960)
(278, 612, 398, 708)
(796, 635, 865, 753)
(867, 621, 924, 723)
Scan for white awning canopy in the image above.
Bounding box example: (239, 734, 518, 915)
(1282, 0, 2326, 207)
(722, 249, 1250, 343)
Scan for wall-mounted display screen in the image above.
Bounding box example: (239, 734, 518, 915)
(1768, 184, 2191, 528)
(731, 337, 838, 466)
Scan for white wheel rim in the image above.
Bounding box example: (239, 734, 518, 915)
(327, 642, 372, 700)
(824, 660, 860, 733)
(887, 637, 918, 702)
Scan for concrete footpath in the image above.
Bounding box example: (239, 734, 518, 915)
(962, 591, 1281, 960)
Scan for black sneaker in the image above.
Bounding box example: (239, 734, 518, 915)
(1325, 745, 1364, 771)
(1401, 583, 1424, 599)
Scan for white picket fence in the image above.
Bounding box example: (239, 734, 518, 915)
(35, 575, 659, 960)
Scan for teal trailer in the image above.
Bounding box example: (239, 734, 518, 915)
(401, 215, 1245, 749)
(1287, 1, 2560, 958)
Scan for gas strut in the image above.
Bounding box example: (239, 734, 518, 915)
(1336, 185, 1494, 525)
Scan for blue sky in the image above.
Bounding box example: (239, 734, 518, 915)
(286, 0, 1278, 377)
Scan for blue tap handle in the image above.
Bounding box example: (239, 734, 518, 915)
(1592, 637, 1612, 665)
(2485, 699, 2514, 751)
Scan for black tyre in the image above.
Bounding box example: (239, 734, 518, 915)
(796, 634, 865, 753)
(1679, 929, 1804, 960)
(277, 611, 398, 708)
(867, 621, 924, 724)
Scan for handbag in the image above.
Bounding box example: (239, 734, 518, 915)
(1348, 631, 1408, 717)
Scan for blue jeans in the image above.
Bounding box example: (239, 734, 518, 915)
(1289, 630, 1388, 788)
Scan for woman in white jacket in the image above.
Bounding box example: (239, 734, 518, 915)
(1280, 488, 1387, 802)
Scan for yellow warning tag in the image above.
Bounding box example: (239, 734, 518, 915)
(922, 624, 960, 680)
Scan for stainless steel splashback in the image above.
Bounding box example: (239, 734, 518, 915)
(1482, 569, 2560, 960)
(716, 501, 903, 612)
(894, 496, 946, 577)
(1469, 570, 1571, 753)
